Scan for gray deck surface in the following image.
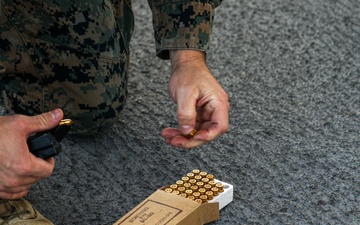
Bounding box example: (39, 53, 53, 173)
(13, 0, 360, 224)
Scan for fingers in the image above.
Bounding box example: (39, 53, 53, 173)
(31, 156, 55, 178)
(200, 100, 230, 139)
(0, 190, 29, 200)
(0, 158, 54, 199)
(162, 128, 207, 149)
(162, 124, 225, 149)
(163, 98, 230, 149)
(0, 111, 59, 199)
(0, 181, 35, 195)
(0, 174, 43, 199)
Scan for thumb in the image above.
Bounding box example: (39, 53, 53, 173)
(177, 95, 197, 135)
(24, 108, 64, 134)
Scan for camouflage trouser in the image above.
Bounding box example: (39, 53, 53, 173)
(0, 1, 132, 134)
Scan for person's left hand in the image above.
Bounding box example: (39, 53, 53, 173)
(162, 50, 230, 149)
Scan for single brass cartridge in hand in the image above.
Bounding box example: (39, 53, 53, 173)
(183, 129, 197, 138)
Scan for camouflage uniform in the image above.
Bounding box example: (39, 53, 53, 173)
(0, 0, 222, 134)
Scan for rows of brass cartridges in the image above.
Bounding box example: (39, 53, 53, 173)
(163, 169, 224, 204)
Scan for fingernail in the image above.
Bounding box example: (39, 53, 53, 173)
(181, 125, 193, 134)
(50, 109, 62, 120)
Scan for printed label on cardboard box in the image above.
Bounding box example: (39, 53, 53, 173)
(116, 199, 183, 225)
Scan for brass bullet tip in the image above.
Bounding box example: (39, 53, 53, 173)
(59, 119, 73, 126)
(183, 129, 197, 138)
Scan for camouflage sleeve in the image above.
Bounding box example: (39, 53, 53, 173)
(148, 0, 223, 59)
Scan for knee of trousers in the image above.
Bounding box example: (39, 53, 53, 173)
(0, 52, 129, 134)
(0, 27, 129, 133)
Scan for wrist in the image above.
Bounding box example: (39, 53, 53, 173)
(169, 50, 206, 70)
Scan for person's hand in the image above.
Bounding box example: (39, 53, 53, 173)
(162, 50, 230, 149)
(0, 109, 63, 199)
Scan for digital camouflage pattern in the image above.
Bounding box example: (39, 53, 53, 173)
(149, 0, 223, 59)
(0, 0, 222, 134)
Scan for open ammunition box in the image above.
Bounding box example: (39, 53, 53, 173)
(114, 170, 233, 225)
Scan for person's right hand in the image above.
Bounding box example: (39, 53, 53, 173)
(0, 109, 63, 199)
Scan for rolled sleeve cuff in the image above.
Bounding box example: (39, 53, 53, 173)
(151, 1, 217, 59)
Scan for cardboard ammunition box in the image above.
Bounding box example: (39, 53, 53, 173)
(113, 187, 220, 225)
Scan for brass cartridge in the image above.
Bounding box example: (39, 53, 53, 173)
(199, 171, 208, 178)
(196, 181, 204, 188)
(195, 199, 203, 204)
(170, 184, 178, 190)
(201, 178, 210, 184)
(180, 193, 188, 198)
(176, 180, 184, 187)
(193, 192, 201, 198)
(192, 169, 200, 175)
(206, 191, 214, 200)
(208, 180, 217, 187)
(204, 184, 212, 191)
(206, 174, 215, 181)
(190, 185, 199, 192)
(216, 183, 224, 193)
(199, 188, 206, 195)
(187, 173, 195, 179)
(211, 187, 219, 196)
(189, 179, 197, 185)
(178, 187, 186, 193)
(184, 182, 192, 189)
(182, 176, 190, 183)
(194, 175, 202, 181)
(185, 189, 193, 196)
(183, 129, 197, 138)
(200, 195, 208, 203)
(59, 119, 73, 126)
